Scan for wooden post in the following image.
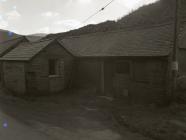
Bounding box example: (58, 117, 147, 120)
(101, 60, 105, 94)
(171, 0, 180, 100)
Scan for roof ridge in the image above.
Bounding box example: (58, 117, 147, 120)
(28, 38, 54, 44)
(58, 21, 174, 40)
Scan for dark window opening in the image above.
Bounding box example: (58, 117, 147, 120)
(49, 59, 58, 75)
(116, 61, 130, 74)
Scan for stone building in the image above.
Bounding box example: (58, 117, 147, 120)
(0, 39, 73, 95)
(57, 24, 174, 103)
(0, 37, 29, 83)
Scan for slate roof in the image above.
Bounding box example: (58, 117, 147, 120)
(1, 24, 174, 61)
(58, 24, 174, 57)
(0, 37, 26, 57)
(0, 39, 54, 61)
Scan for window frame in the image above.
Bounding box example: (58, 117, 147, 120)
(48, 59, 59, 76)
(115, 60, 131, 75)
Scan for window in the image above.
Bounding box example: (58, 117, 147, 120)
(116, 61, 130, 74)
(49, 59, 58, 75)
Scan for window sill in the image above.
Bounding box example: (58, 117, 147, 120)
(49, 75, 60, 78)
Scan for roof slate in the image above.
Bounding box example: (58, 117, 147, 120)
(0, 37, 25, 57)
(58, 24, 174, 57)
(1, 39, 54, 61)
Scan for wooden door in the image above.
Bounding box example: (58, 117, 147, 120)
(49, 59, 65, 93)
(113, 61, 131, 97)
(26, 72, 37, 94)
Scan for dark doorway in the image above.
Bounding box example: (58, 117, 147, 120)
(26, 72, 37, 94)
(113, 61, 131, 97)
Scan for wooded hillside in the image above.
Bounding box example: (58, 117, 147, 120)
(0, 29, 20, 42)
(45, 0, 185, 39)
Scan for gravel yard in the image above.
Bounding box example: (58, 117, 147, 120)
(0, 88, 152, 140)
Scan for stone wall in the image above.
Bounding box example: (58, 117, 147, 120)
(3, 61, 26, 94)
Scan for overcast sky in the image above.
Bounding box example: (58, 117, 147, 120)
(0, 0, 158, 35)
